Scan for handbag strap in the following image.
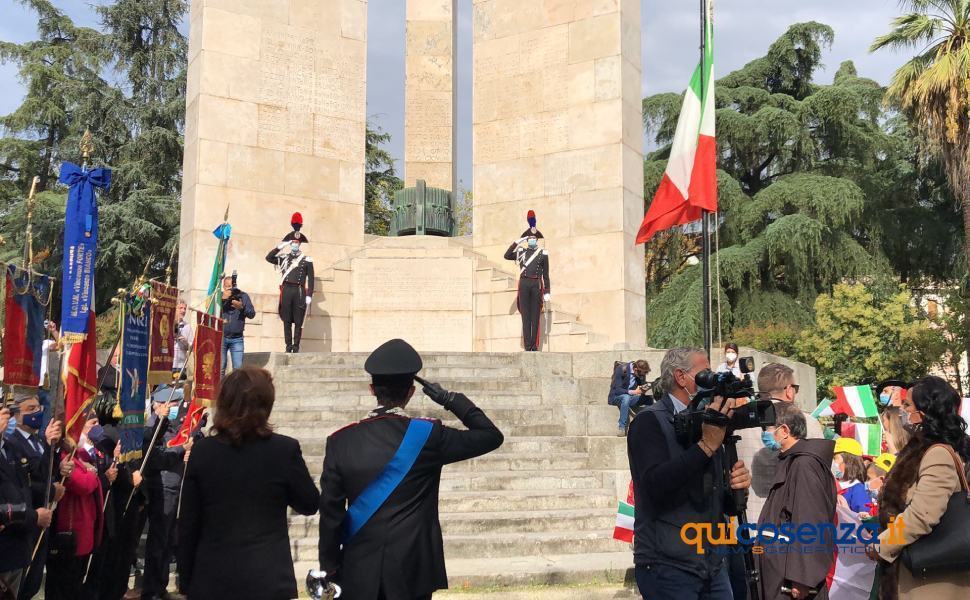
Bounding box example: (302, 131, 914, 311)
(927, 443, 970, 498)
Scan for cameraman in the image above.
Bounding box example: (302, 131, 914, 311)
(609, 359, 651, 437)
(627, 347, 751, 600)
(221, 275, 255, 376)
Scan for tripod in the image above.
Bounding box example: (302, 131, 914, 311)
(723, 434, 762, 600)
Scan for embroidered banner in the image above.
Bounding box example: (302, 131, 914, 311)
(147, 281, 177, 384)
(2, 264, 51, 387)
(59, 162, 110, 342)
(168, 311, 222, 447)
(64, 311, 98, 442)
(118, 300, 149, 462)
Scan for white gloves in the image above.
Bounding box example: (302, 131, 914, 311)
(515, 237, 527, 245)
(276, 242, 288, 250)
(305, 296, 312, 305)
(543, 293, 551, 302)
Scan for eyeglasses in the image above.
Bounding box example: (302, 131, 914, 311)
(788, 384, 800, 393)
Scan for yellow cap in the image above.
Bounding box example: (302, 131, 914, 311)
(834, 437, 864, 457)
(874, 452, 896, 472)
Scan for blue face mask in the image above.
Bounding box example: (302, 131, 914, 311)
(290, 243, 300, 253)
(527, 239, 538, 249)
(878, 392, 891, 406)
(168, 406, 180, 421)
(5, 416, 17, 436)
(22, 410, 43, 431)
(761, 430, 781, 451)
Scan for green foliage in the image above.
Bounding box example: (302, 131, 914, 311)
(364, 125, 402, 236)
(732, 322, 801, 358)
(795, 283, 946, 399)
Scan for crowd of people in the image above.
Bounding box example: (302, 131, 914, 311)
(627, 345, 970, 600)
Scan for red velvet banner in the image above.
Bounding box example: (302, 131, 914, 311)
(147, 281, 177, 384)
(169, 311, 222, 447)
(2, 265, 46, 387)
(65, 311, 98, 442)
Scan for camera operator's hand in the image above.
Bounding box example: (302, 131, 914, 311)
(629, 387, 642, 396)
(698, 396, 734, 455)
(729, 460, 751, 491)
(420, 380, 457, 410)
(231, 298, 243, 310)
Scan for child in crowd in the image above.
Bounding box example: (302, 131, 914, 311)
(832, 437, 870, 514)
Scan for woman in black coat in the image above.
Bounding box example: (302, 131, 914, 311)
(177, 366, 319, 600)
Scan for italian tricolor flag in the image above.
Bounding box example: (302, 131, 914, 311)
(636, 0, 717, 243)
(613, 481, 635, 543)
(839, 421, 883, 457)
(831, 385, 879, 418)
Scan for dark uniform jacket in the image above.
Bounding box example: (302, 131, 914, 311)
(756, 438, 837, 600)
(266, 248, 315, 295)
(3, 429, 51, 508)
(178, 433, 319, 600)
(319, 395, 504, 600)
(503, 244, 550, 292)
(0, 439, 39, 572)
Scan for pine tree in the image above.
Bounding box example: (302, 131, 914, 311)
(364, 124, 402, 236)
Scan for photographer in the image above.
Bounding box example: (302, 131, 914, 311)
(173, 299, 193, 379)
(220, 275, 255, 376)
(608, 359, 652, 437)
(627, 347, 751, 600)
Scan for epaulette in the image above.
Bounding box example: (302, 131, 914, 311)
(412, 416, 440, 424)
(304, 256, 313, 262)
(542, 249, 549, 255)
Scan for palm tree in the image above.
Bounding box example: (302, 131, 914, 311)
(871, 1, 970, 265)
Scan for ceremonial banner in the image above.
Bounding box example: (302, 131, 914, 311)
(118, 301, 149, 462)
(148, 281, 178, 383)
(169, 311, 222, 447)
(206, 222, 231, 316)
(59, 162, 110, 343)
(2, 264, 50, 386)
(64, 311, 98, 442)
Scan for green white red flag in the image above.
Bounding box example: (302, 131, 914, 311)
(838, 421, 883, 457)
(831, 385, 879, 418)
(613, 481, 635, 543)
(637, 0, 717, 243)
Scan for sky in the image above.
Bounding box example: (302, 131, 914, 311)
(0, 0, 908, 189)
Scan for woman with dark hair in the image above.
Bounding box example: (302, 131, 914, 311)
(177, 366, 319, 600)
(716, 342, 742, 378)
(871, 376, 970, 599)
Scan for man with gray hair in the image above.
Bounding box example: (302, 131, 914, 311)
(627, 347, 752, 600)
(756, 402, 836, 599)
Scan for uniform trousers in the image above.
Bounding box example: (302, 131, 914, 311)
(280, 284, 307, 351)
(142, 484, 179, 599)
(45, 551, 87, 600)
(517, 277, 543, 351)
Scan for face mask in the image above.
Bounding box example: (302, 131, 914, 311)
(527, 239, 538, 249)
(290, 243, 300, 253)
(878, 392, 891, 406)
(22, 410, 43, 431)
(831, 461, 844, 480)
(168, 406, 180, 421)
(761, 430, 781, 451)
(725, 352, 738, 363)
(900, 409, 921, 434)
(4, 416, 16, 436)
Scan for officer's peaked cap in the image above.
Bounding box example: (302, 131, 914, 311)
(520, 228, 544, 239)
(282, 231, 309, 243)
(365, 339, 423, 385)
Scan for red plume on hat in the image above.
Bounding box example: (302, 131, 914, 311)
(291, 212, 303, 230)
(521, 210, 543, 239)
(527, 210, 536, 228)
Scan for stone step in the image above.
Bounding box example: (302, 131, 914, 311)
(287, 508, 616, 538)
(274, 406, 558, 426)
(281, 420, 565, 440)
(272, 364, 525, 379)
(290, 530, 624, 563)
(273, 378, 539, 395)
(291, 435, 590, 457)
(438, 489, 616, 513)
(302, 452, 592, 476)
(273, 393, 553, 410)
(278, 352, 521, 367)
(437, 470, 617, 492)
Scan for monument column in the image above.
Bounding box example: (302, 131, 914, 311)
(472, 0, 646, 349)
(405, 0, 453, 190)
(179, 0, 368, 352)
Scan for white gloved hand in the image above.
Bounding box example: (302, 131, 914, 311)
(515, 237, 527, 245)
(543, 293, 551, 302)
(305, 296, 312, 305)
(276, 242, 289, 250)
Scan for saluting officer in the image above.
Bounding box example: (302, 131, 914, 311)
(265, 212, 314, 353)
(504, 210, 551, 352)
(315, 339, 504, 600)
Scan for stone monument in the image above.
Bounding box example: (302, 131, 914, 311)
(180, 0, 647, 352)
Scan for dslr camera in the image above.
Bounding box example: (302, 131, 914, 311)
(222, 270, 243, 308)
(673, 357, 776, 447)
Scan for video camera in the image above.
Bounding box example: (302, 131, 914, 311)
(672, 357, 776, 447)
(223, 270, 243, 308)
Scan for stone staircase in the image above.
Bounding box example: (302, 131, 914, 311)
(244, 349, 667, 593)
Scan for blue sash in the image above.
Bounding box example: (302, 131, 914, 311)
(343, 418, 434, 544)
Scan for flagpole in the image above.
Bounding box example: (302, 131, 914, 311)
(700, 0, 712, 356)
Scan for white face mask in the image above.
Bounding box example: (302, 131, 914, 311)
(831, 460, 844, 480)
(725, 352, 738, 363)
